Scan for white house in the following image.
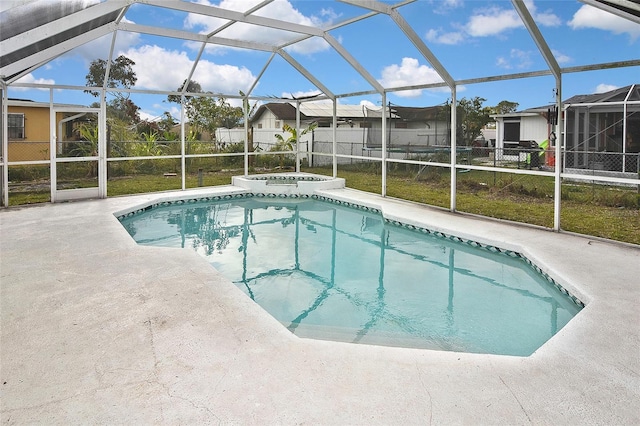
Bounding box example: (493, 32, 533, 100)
(215, 102, 454, 166)
(492, 84, 640, 174)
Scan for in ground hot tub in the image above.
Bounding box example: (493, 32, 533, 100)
(232, 172, 345, 195)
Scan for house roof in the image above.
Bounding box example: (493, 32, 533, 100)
(250, 103, 307, 125)
(564, 84, 640, 104)
(251, 102, 446, 123)
(493, 84, 639, 117)
(7, 99, 89, 109)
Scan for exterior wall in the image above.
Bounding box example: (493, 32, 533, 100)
(216, 126, 453, 166)
(520, 115, 550, 144)
(7, 105, 63, 162)
(495, 113, 549, 150)
(252, 109, 293, 130)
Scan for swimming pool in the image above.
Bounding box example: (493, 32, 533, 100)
(118, 194, 583, 356)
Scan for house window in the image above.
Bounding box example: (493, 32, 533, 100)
(8, 113, 25, 139)
(503, 119, 520, 141)
(275, 120, 281, 129)
(395, 122, 408, 129)
(257, 123, 263, 129)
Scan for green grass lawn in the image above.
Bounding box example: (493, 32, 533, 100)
(7, 166, 639, 245)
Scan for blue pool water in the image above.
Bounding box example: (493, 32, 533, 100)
(119, 196, 582, 356)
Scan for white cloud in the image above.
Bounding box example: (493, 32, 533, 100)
(466, 1, 560, 37)
(425, 28, 465, 45)
(552, 49, 572, 65)
(426, 1, 560, 44)
(496, 49, 534, 70)
(12, 73, 55, 90)
(378, 57, 445, 98)
(185, 0, 335, 54)
(569, 5, 640, 41)
(430, 0, 463, 15)
(496, 57, 510, 69)
(466, 6, 523, 37)
(595, 84, 619, 94)
(122, 45, 256, 94)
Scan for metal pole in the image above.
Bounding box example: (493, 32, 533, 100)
(296, 100, 301, 173)
(332, 100, 337, 178)
(1, 82, 8, 207)
(180, 95, 186, 190)
(49, 88, 56, 203)
(621, 85, 634, 173)
(244, 95, 249, 176)
(553, 81, 563, 231)
(381, 92, 387, 197)
(99, 88, 107, 198)
(450, 87, 457, 212)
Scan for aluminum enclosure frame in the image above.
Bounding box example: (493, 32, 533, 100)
(1, 0, 639, 233)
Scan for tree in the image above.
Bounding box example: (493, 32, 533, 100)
(167, 80, 244, 138)
(490, 100, 519, 115)
(274, 122, 318, 151)
(85, 55, 139, 125)
(167, 79, 203, 104)
(445, 97, 492, 146)
(85, 55, 137, 100)
(272, 122, 317, 168)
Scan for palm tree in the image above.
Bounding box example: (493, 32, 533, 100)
(273, 122, 317, 168)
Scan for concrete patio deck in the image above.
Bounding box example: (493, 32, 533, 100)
(1, 187, 639, 424)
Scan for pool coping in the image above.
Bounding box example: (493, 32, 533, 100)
(1, 185, 638, 424)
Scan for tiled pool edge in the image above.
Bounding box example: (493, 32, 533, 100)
(114, 190, 585, 309)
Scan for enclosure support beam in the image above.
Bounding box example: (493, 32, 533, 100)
(450, 87, 457, 212)
(296, 100, 301, 173)
(579, 0, 640, 25)
(278, 50, 334, 100)
(1, 82, 7, 208)
(244, 95, 249, 177)
(621, 84, 634, 173)
(382, 92, 387, 197)
(388, 9, 455, 89)
(181, 96, 186, 190)
(323, 34, 385, 94)
(49, 89, 56, 203)
(553, 81, 562, 231)
(511, 0, 561, 79)
(99, 93, 107, 199)
(332, 101, 337, 178)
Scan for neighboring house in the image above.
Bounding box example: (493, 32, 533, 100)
(6, 99, 54, 162)
(249, 102, 445, 129)
(493, 84, 640, 174)
(242, 102, 450, 149)
(6, 99, 87, 162)
(248, 102, 386, 131)
(563, 85, 639, 174)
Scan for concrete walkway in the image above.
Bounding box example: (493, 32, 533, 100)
(1, 187, 639, 425)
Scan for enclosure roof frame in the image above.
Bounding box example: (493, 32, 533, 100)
(1, 0, 639, 99)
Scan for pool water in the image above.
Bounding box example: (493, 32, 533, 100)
(119, 197, 582, 356)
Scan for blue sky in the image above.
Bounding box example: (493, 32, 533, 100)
(6, 0, 640, 121)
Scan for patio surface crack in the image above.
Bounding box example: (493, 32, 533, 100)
(499, 375, 532, 424)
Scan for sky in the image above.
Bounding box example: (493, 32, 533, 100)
(5, 0, 640, 122)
